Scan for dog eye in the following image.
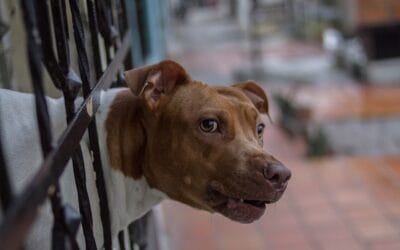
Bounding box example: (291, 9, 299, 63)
(200, 119, 219, 133)
(257, 123, 265, 136)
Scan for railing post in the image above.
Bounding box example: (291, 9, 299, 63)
(20, 1, 78, 249)
(36, 0, 98, 248)
(69, 0, 113, 248)
(0, 130, 13, 211)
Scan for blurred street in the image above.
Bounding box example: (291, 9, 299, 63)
(159, 1, 400, 249)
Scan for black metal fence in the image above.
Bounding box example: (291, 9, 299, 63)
(0, 0, 152, 249)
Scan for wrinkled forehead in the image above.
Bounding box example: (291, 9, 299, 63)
(213, 86, 259, 118)
(169, 82, 260, 121)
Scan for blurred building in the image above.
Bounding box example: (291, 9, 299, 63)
(335, 0, 400, 83)
(339, 0, 400, 32)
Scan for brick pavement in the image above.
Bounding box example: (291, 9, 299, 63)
(160, 127, 400, 250)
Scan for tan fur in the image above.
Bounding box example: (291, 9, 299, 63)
(105, 90, 145, 179)
(105, 60, 290, 224)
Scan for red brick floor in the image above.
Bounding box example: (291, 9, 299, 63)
(159, 126, 400, 250)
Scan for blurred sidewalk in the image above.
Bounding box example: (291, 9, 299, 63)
(160, 5, 400, 250)
(161, 139, 400, 250)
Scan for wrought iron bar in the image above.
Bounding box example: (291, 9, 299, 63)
(50, 0, 70, 74)
(118, 231, 126, 250)
(47, 0, 98, 248)
(0, 132, 13, 211)
(87, 0, 103, 80)
(20, 1, 74, 249)
(0, 31, 131, 250)
(96, 0, 118, 47)
(69, 0, 113, 248)
(34, 0, 65, 90)
(96, 0, 117, 63)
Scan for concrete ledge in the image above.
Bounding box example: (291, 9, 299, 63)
(307, 117, 400, 155)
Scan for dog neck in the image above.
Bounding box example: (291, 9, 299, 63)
(97, 88, 165, 236)
(105, 89, 146, 179)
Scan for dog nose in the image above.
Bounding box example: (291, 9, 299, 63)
(263, 163, 291, 187)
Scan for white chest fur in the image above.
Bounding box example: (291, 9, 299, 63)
(0, 88, 166, 249)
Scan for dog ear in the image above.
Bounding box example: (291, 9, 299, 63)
(124, 60, 190, 111)
(233, 80, 269, 115)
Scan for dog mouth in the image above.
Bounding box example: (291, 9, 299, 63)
(208, 187, 276, 223)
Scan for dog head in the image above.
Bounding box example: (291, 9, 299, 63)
(123, 60, 291, 223)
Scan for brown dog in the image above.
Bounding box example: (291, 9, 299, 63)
(107, 59, 291, 224)
(1, 60, 290, 248)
